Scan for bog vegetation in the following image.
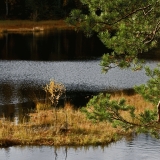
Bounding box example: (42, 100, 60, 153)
(0, 80, 155, 147)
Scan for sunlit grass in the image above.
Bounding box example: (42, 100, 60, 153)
(111, 93, 154, 111)
(0, 102, 121, 147)
(0, 93, 155, 147)
(0, 20, 74, 33)
(110, 93, 155, 124)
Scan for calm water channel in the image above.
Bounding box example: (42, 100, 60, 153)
(0, 30, 160, 159)
(1, 134, 160, 160)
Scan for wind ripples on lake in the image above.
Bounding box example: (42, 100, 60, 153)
(0, 60, 158, 105)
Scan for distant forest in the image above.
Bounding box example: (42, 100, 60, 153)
(0, 0, 83, 20)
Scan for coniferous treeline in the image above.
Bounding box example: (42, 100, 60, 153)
(0, 0, 82, 20)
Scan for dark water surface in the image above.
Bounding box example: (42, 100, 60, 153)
(0, 29, 159, 121)
(0, 30, 108, 61)
(0, 60, 158, 122)
(0, 30, 159, 122)
(0, 30, 108, 121)
(0, 30, 160, 159)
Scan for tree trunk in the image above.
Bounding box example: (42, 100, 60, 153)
(5, 0, 9, 16)
(157, 101, 160, 122)
(58, 0, 61, 8)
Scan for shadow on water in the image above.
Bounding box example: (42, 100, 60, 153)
(0, 30, 160, 160)
(0, 80, 99, 122)
(0, 30, 110, 121)
(0, 30, 160, 122)
(0, 30, 109, 61)
(0, 102, 34, 123)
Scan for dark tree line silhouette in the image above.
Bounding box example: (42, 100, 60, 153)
(0, 0, 82, 20)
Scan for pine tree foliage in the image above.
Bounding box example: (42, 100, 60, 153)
(135, 64, 160, 104)
(81, 93, 159, 137)
(66, 0, 160, 72)
(67, 0, 160, 137)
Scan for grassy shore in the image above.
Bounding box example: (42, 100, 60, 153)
(0, 20, 74, 33)
(0, 94, 155, 148)
(0, 102, 123, 147)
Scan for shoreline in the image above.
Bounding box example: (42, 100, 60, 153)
(0, 20, 74, 33)
(0, 94, 154, 148)
(0, 108, 125, 148)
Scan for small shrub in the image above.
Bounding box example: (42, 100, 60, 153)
(44, 80, 66, 107)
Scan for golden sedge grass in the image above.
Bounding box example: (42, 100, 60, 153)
(0, 102, 122, 147)
(0, 94, 154, 147)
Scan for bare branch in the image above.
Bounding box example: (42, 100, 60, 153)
(109, 4, 153, 25)
(143, 0, 158, 15)
(143, 20, 160, 44)
(143, 7, 153, 15)
(95, 4, 154, 27)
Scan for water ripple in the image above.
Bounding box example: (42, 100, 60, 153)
(0, 60, 159, 105)
(0, 60, 158, 90)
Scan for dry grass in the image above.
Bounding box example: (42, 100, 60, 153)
(111, 93, 154, 113)
(0, 20, 74, 33)
(0, 102, 121, 147)
(111, 93, 154, 112)
(0, 93, 155, 147)
(110, 93, 155, 124)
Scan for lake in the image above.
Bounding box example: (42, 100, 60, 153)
(0, 30, 160, 159)
(1, 134, 160, 160)
(0, 60, 158, 122)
